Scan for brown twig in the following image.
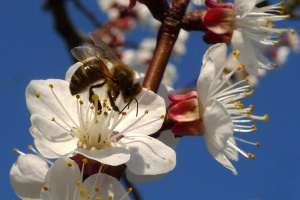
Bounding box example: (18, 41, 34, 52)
(142, 0, 190, 93)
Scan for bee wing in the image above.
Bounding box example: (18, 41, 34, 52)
(89, 32, 124, 65)
(71, 46, 98, 63)
(71, 46, 115, 80)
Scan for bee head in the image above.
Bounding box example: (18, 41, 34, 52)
(122, 83, 142, 102)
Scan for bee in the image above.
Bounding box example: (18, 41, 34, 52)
(70, 32, 142, 115)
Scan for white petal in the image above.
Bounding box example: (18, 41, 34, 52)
(125, 169, 166, 183)
(40, 158, 81, 200)
(203, 100, 237, 174)
(10, 154, 48, 199)
(82, 173, 130, 200)
(26, 79, 79, 126)
(234, 0, 256, 18)
(119, 134, 176, 175)
(231, 30, 258, 76)
(30, 114, 78, 156)
(33, 139, 61, 159)
(197, 58, 216, 104)
(202, 43, 227, 72)
(65, 62, 82, 82)
(114, 88, 166, 136)
(74, 147, 130, 166)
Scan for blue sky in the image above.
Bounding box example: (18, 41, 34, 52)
(1, 0, 300, 199)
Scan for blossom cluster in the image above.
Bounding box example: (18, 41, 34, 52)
(10, 0, 297, 199)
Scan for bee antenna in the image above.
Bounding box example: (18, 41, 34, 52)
(118, 98, 139, 117)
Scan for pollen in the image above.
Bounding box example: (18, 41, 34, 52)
(128, 187, 133, 193)
(13, 148, 18, 153)
(95, 119, 99, 124)
(43, 185, 49, 191)
(104, 112, 108, 116)
(35, 92, 41, 98)
(76, 95, 80, 99)
(264, 114, 270, 121)
(76, 181, 81, 186)
(168, 159, 173, 165)
(223, 68, 229, 74)
(79, 100, 84, 105)
(147, 86, 151, 91)
(160, 115, 165, 119)
(290, 29, 296, 34)
(278, 32, 284, 38)
(256, 142, 261, 147)
(28, 145, 33, 150)
(49, 84, 53, 89)
(95, 187, 99, 192)
(79, 188, 87, 196)
(92, 94, 99, 101)
(249, 105, 256, 111)
(67, 161, 73, 167)
(144, 110, 149, 114)
(251, 125, 257, 131)
(244, 77, 249, 82)
(122, 112, 127, 116)
(232, 50, 240, 58)
(248, 153, 255, 160)
(82, 158, 88, 164)
(51, 117, 56, 122)
(109, 195, 113, 200)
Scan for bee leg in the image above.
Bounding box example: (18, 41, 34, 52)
(107, 90, 120, 112)
(118, 98, 138, 117)
(89, 82, 106, 114)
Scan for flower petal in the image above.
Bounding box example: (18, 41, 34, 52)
(197, 57, 215, 103)
(40, 158, 81, 200)
(203, 100, 237, 174)
(10, 154, 48, 199)
(74, 147, 130, 166)
(119, 134, 176, 175)
(202, 43, 227, 71)
(204, 8, 235, 34)
(113, 88, 166, 136)
(82, 173, 130, 200)
(65, 62, 82, 82)
(30, 114, 78, 156)
(26, 79, 80, 126)
(172, 119, 204, 136)
(234, 0, 257, 18)
(231, 30, 258, 76)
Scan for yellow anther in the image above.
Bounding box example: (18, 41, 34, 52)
(82, 158, 88, 164)
(103, 98, 107, 103)
(51, 117, 56, 122)
(249, 83, 253, 88)
(86, 194, 91, 199)
(79, 100, 84, 105)
(168, 159, 173, 165)
(13, 148, 18, 153)
(251, 125, 257, 131)
(103, 103, 107, 108)
(92, 94, 99, 101)
(95, 119, 99, 124)
(107, 107, 112, 111)
(43, 185, 49, 191)
(95, 187, 99, 192)
(128, 187, 133, 193)
(237, 66, 242, 70)
(232, 50, 240, 58)
(278, 32, 284, 38)
(280, 10, 284, 15)
(256, 142, 261, 147)
(248, 153, 255, 160)
(144, 110, 149, 114)
(244, 77, 249, 82)
(49, 84, 53, 89)
(35, 92, 40, 98)
(290, 29, 296, 34)
(160, 115, 165, 119)
(250, 90, 254, 95)
(108, 195, 113, 200)
(96, 197, 101, 200)
(104, 112, 108, 116)
(76, 181, 81, 186)
(67, 161, 73, 167)
(223, 68, 229, 74)
(269, 67, 274, 71)
(147, 86, 151, 91)
(122, 112, 127, 116)
(79, 188, 87, 196)
(247, 113, 252, 118)
(264, 114, 270, 121)
(28, 145, 33, 150)
(101, 163, 106, 167)
(90, 105, 95, 110)
(76, 95, 80, 99)
(280, 1, 284, 6)
(267, 19, 273, 23)
(249, 105, 256, 111)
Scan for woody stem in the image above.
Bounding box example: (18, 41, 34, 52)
(142, 0, 190, 93)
